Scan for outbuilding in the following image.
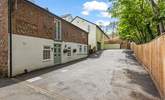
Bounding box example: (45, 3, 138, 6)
(72, 16, 109, 53)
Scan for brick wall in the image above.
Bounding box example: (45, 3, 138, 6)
(0, 0, 9, 76)
(12, 0, 55, 39)
(60, 19, 88, 44)
(0, 0, 88, 76)
(12, 0, 88, 45)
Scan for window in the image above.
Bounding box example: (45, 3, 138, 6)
(55, 19, 62, 40)
(57, 21, 61, 39)
(84, 46, 87, 52)
(79, 45, 82, 53)
(43, 46, 51, 60)
(67, 47, 71, 56)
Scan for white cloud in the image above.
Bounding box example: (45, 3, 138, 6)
(83, 1, 108, 11)
(95, 20, 110, 26)
(81, 11, 89, 16)
(100, 12, 111, 18)
(82, 1, 109, 16)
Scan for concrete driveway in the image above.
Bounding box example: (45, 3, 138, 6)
(0, 50, 160, 100)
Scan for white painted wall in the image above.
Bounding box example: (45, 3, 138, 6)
(72, 17, 97, 49)
(12, 34, 54, 76)
(12, 34, 88, 76)
(104, 44, 121, 49)
(61, 42, 88, 64)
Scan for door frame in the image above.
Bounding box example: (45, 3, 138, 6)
(54, 43, 62, 65)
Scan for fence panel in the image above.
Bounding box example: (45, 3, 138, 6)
(131, 35, 165, 99)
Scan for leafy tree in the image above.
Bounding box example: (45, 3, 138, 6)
(109, 0, 165, 44)
(149, 0, 165, 33)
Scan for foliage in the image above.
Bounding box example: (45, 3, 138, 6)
(109, 0, 165, 44)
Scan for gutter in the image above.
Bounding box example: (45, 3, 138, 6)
(8, 0, 12, 77)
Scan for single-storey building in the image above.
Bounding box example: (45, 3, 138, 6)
(0, 0, 88, 77)
(71, 16, 109, 52)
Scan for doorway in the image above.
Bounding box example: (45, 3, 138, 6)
(54, 44, 61, 65)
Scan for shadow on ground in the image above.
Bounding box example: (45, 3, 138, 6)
(18, 50, 104, 80)
(122, 50, 160, 98)
(0, 78, 17, 88)
(0, 58, 88, 88)
(122, 50, 136, 61)
(88, 50, 103, 59)
(119, 50, 141, 66)
(124, 69, 160, 99)
(0, 49, 161, 100)
(0, 50, 103, 88)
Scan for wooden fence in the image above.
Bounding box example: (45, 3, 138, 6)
(130, 34, 165, 99)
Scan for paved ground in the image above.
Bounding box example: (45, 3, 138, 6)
(0, 50, 160, 100)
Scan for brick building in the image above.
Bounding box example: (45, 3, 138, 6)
(0, 0, 88, 77)
(0, 0, 9, 76)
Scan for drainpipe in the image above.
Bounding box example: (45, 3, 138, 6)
(8, 0, 12, 77)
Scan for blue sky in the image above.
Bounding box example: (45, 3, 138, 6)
(33, 0, 117, 34)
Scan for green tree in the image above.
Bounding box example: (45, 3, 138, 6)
(109, 0, 165, 44)
(149, 0, 165, 33)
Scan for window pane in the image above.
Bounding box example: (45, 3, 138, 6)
(79, 45, 82, 52)
(58, 21, 61, 40)
(55, 20, 58, 40)
(43, 46, 51, 60)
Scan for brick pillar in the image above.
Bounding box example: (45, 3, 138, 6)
(0, 0, 9, 77)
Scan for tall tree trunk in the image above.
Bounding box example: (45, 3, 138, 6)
(157, 24, 161, 35)
(149, 0, 165, 34)
(159, 21, 165, 34)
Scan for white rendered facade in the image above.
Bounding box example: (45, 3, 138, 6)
(72, 17, 97, 50)
(12, 34, 88, 76)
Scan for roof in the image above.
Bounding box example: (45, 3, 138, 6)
(23, 0, 88, 34)
(61, 14, 72, 18)
(104, 36, 122, 44)
(72, 16, 110, 39)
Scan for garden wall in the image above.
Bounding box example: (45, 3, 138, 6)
(131, 34, 165, 99)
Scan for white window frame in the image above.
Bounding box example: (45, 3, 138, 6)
(55, 19, 62, 40)
(79, 45, 82, 53)
(67, 47, 71, 56)
(43, 46, 51, 61)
